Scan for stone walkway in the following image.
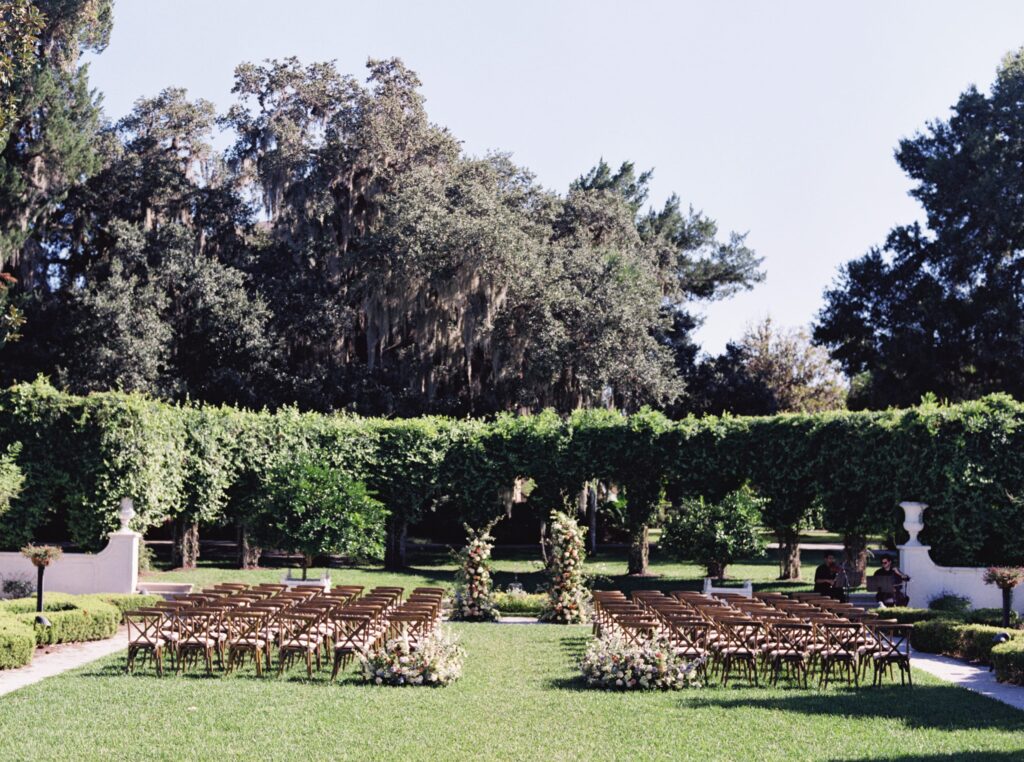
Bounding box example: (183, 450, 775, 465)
(0, 627, 127, 698)
(911, 649, 1024, 711)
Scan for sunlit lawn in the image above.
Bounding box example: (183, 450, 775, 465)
(150, 545, 881, 597)
(1, 624, 1022, 761)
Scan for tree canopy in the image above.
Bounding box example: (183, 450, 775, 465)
(815, 48, 1024, 409)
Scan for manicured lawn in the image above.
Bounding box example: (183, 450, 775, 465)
(148, 546, 868, 596)
(1, 624, 1022, 760)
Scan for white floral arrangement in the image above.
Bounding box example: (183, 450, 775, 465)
(450, 520, 500, 622)
(539, 510, 591, 624)
(579, 634, 702, 690)
(359, 628, 465, 687)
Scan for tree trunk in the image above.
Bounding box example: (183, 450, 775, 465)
(587, 483, 598, 555)
(842, 533, 868, 588)
(236, 523, 261, 569)
(1003, 588, 1014, 628)
(384, 515, 408, 570)
(776, 527, 801, 580)
(172, 518, 199, 570)
(706, 561, 725, 581)
(301, 555, 309, 580)
(627, 524, 649, 576)
(539, 519, 549, 566)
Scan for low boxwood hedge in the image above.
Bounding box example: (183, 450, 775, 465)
(0, 616, 35, 670)
(910, 617, 1024, 682)
(991, 639, 1024, 685)
(964, 608, 1022, 627)
(879, 607, 958, 624)
(909, 618, 962, 653)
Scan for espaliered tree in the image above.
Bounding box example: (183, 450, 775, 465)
(743, 415, 820, 580)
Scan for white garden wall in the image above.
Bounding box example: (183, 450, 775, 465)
(898, 502, 1023, 614)
(0, 499, 140, 596)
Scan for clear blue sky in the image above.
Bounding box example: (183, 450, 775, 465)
(86, 0, 1024, 353)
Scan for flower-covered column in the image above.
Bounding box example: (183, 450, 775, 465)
(451, 520, 499, 621)
(540, 510, 590, 624)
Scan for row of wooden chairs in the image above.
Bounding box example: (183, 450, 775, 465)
(125, 584, 446, 679)
(593, 589, 912, 688)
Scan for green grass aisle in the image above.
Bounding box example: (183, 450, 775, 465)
(1, 624, 1022, 760)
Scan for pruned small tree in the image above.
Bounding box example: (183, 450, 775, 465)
(660, 486, 767, 580)
(256, 456, 387, 579)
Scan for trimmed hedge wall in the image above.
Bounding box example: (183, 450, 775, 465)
(0, 616, 34, 669)
(3, 379, 1024, 568)
(992, 640, 1024, 684)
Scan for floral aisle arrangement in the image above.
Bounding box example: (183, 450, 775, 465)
(359, 628, 465, 687)
(539, 510, 591, 624)
(450, 520, 500, 621)
(579, 634, 702, 690)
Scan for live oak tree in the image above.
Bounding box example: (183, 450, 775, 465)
(816, 48, 1024, 409)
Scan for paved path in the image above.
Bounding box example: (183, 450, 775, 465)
(910, 649, 1024, 711)
(0, 627, 127, 698)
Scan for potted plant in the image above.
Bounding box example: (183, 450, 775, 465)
(984, 567, 1024, 628)
(20, 544, 63, 612)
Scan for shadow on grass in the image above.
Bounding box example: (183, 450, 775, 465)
(684, 685, 1024, 733)
(840, 754, 1024, 762)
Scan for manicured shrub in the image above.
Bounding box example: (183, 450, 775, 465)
(909, 619, 962, 654)
(966, 608, 1022, 628)
(492, 591, 546, 616)
(359, 628, 465, 687)
(991, 639, 1024, 685)
(0, 594, 119, 645)
(882, 607, 956, 625)
(660, 485, 766, 579)
(579, 635, 701, 690)
(85, 593, 162, 620)
(0, 615, 34, 669)
(928, 593, 972, 616)
(957, 624, 1023, 663)
(539, 511, 590, 624)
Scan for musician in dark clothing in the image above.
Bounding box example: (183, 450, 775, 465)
(814, 553, 843, 600)
(873, 555, 910, 606)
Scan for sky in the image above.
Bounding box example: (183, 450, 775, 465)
(85, 0, 1024, 353)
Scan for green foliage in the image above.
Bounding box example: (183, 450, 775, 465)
(0, 441, 23, 517)
(816, 48, 1024, 409)
(879, 607, 954, 625)
(0, 615, 34, 669)
(254, 456, 387, 569)
(0, 593, 119, 645)
(929, 593, 972, 615)
(491, 591, 546, 616)
(966, 608, 1021, 627)
(909, 619, 963, 654)
(661, 486, 767, 578)
(991, 639, 1024, 685)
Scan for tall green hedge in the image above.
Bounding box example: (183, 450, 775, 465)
(1, 379, 1024, 568)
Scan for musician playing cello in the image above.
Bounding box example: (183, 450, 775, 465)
(873, 555, 910, 606)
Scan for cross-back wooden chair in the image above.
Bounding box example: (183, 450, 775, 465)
(276, 611, 324, 678)
(819, 622, 863, 688)
(126, 608, 172, 676)
(716, 617, 763, 686)
(331, 612, 373, 680)
(765, 621, 813, 687)
(867, 623, 912, 687)
(225, 610, 271, 676)
(176, 608, 222, 675)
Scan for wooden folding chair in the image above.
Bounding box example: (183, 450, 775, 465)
(126, 609, 171, 676)
(819, 622, 863, 688)
(277, 611, 323, 678)
(331, 612, 374, 679)
(868, 623, 912, 687)
(176, 608, 222, 675)
(765, 622, 813, 687)
(716, 618, 763, 686)
(225, 610, 271, 676)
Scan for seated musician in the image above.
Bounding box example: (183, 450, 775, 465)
(814, 553, 843, 600)
(872, 555, 910, 606)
